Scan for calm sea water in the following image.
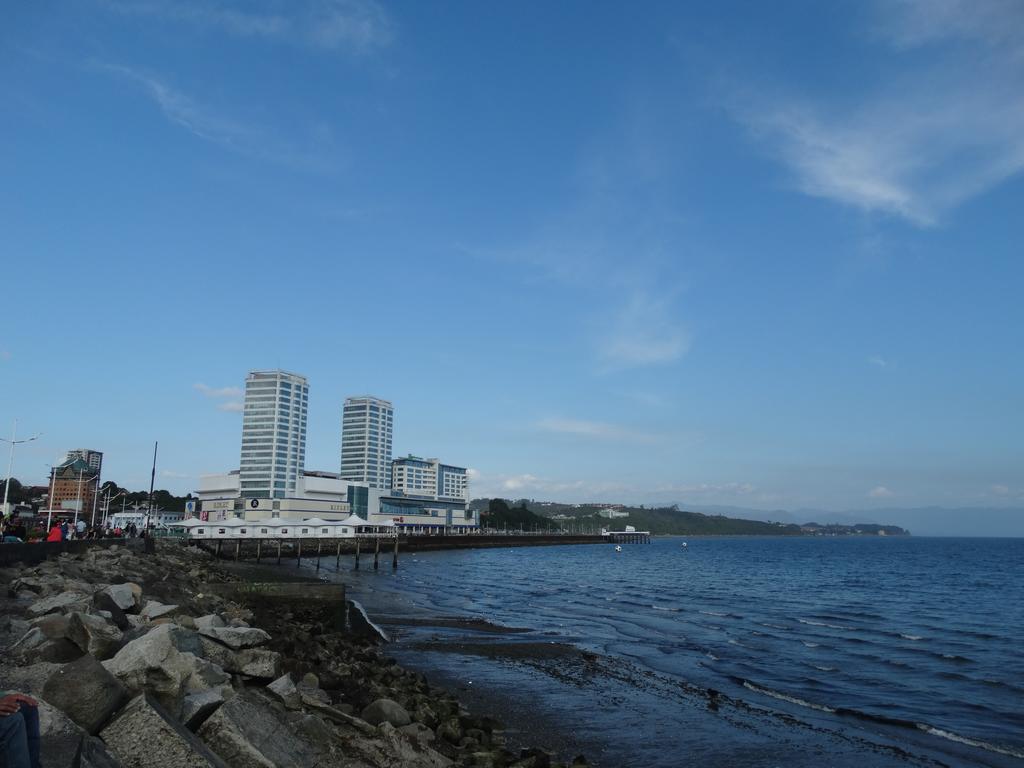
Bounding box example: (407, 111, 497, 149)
(323, 537, 1024, 767)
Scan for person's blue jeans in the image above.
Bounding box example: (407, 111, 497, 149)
(0, 705, 40, 768)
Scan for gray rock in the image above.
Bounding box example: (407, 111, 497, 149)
(362, 697, 412, 727)
(37, 698, 87, 768)
(400, 722, 437, 747)
(10, 626, 83, 663)
(75, 736, 124, 768)
(194, 614, 226, 632)
(67, 612, 123, 660)
(266, 673, 301, 709)
(103, 625, 229, 716)
(42, 654, 128, 735)
(27, 590, 90, 617)
(102, 693, 228, 768)
(92, 591, 131, 630)
(181, 688, 225, 731)
(197, 625, 271, 650)
(199, 637, 282, 680)
(199, 690, 318, 768)
(140, 601, 179, 620)
(101, 584, 138, 613)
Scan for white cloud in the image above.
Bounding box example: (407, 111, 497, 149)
(467, 469, 630, 500)
(535, 417, 661, 443)
(160, 469, 191, 479)
(868, 485, 895, 498)
(991, 484, 1010, 496)
(737, 0, 1024, 225)
(217, 401, 245, 413)
(194, 383, 243, 398)
(99, 64, 334, 169)
(868, 355, 887, 367)
(102, 0, 393, 53)
(598, 291, 690, 371)
(654, 482, 756, 496)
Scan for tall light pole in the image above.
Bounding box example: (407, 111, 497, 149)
(45, 463, 58, 532)
(1, 420, 42, 517)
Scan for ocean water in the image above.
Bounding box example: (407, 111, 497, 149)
(319, 537, 1024, 767)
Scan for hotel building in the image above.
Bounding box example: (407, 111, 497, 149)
(239, 370, 308, 500)
(339, 396, 393, 489)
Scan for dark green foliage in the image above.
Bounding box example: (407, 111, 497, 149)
(481, 498, 561, 531)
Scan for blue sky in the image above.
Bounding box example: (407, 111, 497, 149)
(2, 0, 1023, 520)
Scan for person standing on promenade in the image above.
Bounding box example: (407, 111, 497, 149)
(45, 525, 61, 543)
(0, 692, 40, 768)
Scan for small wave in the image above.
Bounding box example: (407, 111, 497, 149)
(811, 664, 836, 672)
(798, 618, 851, 630)
(899, 634, 924, 641)
(700, 610, 729, 617)
(706, 652, 719, 661)
(759, 622, 789, 631)
(918, 725, 1024, 760)
(652, 604, 680, 612)
(801, 641, 820, 648)
(940, 653, 974, 663)
(741, 681, 835, 713)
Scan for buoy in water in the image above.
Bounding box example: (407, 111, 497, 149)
(682, 542, 688, 548)
(615, 545, 622, 552)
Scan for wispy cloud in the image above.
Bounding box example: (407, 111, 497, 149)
(194, 383, 243, 398)
(160, 469, 191, 479)
(101, 0, 393, 53)
(736, 0, 1024, 225)
(98, 64, 336, 169)
(468, 469, 630, 500)
(195, 382, 244, 413)
(868, 355, 887, 367)
(653, 482, 756, 496)
(868, 485, 895, 498)
(536, 417, 661, 443)
(598, 291, 690, 372)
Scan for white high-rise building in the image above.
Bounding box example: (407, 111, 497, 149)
(391, 456, 468, 501)
(239, 370, 308, 499)
(339, 396, 393, 489)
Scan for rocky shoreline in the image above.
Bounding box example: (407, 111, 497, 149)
(0, 540, 588, 768)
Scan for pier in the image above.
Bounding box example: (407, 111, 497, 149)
(602, 530, 651, 544)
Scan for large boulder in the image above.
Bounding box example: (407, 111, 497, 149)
(101, 693, 228, 768)
(67, 612, 123, 660)
(75, 736, 124, 768)
(194, 614, 226, 632)
(103, 625, 229, 716)
(42, 655, 128, 735)
(198, 626, 271, 650)
(181, 688, 226, 731)
(10, 618, 83, 664)
(199, 637, 282, 680)
(92, 591, 130, 630)
(362, 698, 412, 727)
(27, 591, 90, 617)
(37, 698, 88, 768)
(266, 673, 301, 710)
(141, 601, 179, 621)
(198, 690, 319, 768)
(101, 584, 140, 613)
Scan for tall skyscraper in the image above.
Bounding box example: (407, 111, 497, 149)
(339, 396, 393, 489)
(239, 370, 308, 499)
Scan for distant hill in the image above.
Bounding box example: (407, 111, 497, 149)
(470, 499, 909, 537)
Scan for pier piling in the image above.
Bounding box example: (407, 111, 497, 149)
(392, 536, 399, 569)
(234, 540, 240, 561)
(297, 540, 302, 566)
(355, 539, 360, 570)
(374, 538, 380, 570)
(276, 540, 282, 565)
(335, 540, 341, 569)
(215, 541, 222, 559)
(256, 540, 262, 563)
(316, 541, 322, 571)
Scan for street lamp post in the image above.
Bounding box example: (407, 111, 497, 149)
(45, 464, 57, 533)
(1, 420, 42, 517)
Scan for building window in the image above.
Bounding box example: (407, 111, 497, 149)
(218, 528, 226, 535)
(260, 528, 268, 534)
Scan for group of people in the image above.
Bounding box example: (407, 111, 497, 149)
(44, 520, 143, 541)
(0, 517, 28, 544)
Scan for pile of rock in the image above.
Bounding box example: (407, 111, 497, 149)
(0, 542, 587, 768)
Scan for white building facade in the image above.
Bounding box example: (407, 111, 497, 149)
(195, 470, 354, 522)
(384, 456, 475, 532)
(240, 370, 308, 499)
(339, 396, 393, 489)
(65, 449, 103, 477)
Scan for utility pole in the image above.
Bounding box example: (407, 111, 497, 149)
(73, 468, 84, 528)
(147, 441, 158, 531)
(45, 464, 57, 532)
(1, 420, 41, 517)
